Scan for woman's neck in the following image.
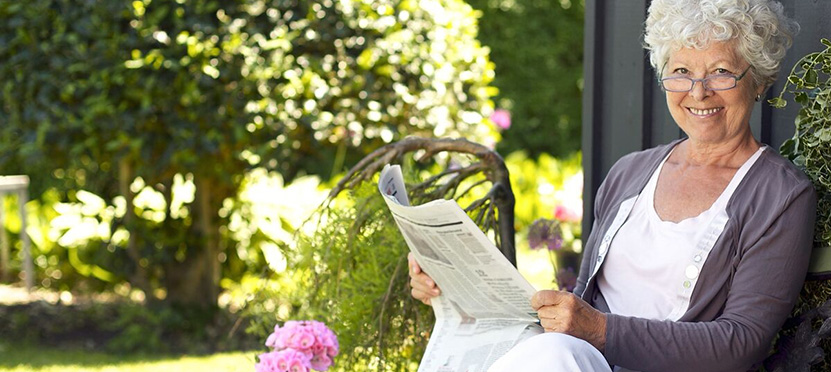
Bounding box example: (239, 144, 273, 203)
(679, 135, 761, 168)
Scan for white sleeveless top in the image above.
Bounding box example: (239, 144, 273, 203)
(596, 146, 765, 320)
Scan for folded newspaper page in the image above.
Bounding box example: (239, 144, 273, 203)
(378, 164, 543, 372)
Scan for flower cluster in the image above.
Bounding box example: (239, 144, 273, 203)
(256, 321, 339, 372)
(527, 218, 564, 251)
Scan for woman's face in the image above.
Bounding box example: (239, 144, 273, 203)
(664, 41, 764, 146)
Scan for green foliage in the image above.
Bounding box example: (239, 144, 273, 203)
(283, 182, 431, 371)
(1, 191, 67, 288)
(238, 0, 500, 179)
(506, 151, 582, 230)
(0, 299, 257, 355)
(505, 151, 583, 289)
(467, 0, 585, 157)
(242, 181, 429, 371)
(777, 38, 831, 248)
(767, 39, 831, 372)
(0, 0, 497, 306)
(0, 0, 498, 187)
(241, 146, 586, 370)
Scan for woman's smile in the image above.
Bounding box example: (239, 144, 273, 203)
(687, 106, 723, 117)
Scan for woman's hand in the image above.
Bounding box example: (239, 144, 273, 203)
(531, 290, 607, 352)
(408, 252, 441, 305)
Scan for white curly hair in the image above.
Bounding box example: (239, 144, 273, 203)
(644, 0, 799, 89)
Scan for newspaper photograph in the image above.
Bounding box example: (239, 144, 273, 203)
(378, 164, 543, 372)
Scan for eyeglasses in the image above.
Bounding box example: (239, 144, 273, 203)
(659, 64, 752, 92)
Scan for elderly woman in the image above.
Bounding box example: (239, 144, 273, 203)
(408, 0, 817, 371)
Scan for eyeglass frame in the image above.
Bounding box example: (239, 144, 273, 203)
(658, 63, 752, 92)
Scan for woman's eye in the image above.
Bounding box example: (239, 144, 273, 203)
(673, 68, 689, 75)
(715, 68, 730, 74)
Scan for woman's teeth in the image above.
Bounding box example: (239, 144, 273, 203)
(689, 107, 720, 115)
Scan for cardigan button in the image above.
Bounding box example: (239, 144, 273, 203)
(685, 265, 699, 279)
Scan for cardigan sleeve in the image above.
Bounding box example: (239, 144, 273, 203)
(603, 178, 817, 372)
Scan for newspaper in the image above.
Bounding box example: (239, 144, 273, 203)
(378, 164, 543, 372)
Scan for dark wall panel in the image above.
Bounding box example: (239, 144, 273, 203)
(601, 0, 650, 167)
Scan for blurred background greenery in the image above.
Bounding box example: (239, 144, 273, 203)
(0, 0, 584, 370)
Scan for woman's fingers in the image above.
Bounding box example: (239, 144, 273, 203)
(534, 291, 585, 330)
(410, 273, 440, 305)
(531, 289, 566, 310)
(532, 290, 607, 351)
(408, 252, 421, 274)
(408, 252, 440, 305)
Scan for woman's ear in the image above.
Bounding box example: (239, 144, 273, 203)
(754, 83, 768, 102)
(757, 84, 767, 97)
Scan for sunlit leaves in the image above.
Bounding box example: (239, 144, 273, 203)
(0, 0, 497, 302)
(240, 0, 499, 177)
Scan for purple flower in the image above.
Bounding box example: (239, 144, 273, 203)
(490, 109, 511, 130)
(556, 266, 578, 292)
(527, 218, 564, 251)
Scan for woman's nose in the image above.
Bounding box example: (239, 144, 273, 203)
(689, 79, 713, 100)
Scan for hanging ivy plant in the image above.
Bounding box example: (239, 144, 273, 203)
(766, 38, 831, 372)
(775, 38, 831, 248)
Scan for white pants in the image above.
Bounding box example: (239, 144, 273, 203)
(487, 333, 612, 372)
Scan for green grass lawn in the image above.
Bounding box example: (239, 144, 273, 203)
(0, 343, 258, 372)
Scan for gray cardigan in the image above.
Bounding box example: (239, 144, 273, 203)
(574, 140, 817, 372)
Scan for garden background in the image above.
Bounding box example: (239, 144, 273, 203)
(0, 0, 585, 371)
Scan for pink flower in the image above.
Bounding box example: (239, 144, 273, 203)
(490, 109, 511, 130)
(310, 353, 333, 371)
(257, 349, 311, 372)
(287, 328, 316, 350)
(262, 320, 339, 371)
(281, 349, 312, 372)
(553, 204, 582, 223)
(256, 351, 279, 372)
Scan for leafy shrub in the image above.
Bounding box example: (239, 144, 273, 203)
(244, 137, 522, 371)
(0, 0, 498, 307)
(0, 299, 257, 354)
(245, 182, 430, 372)
(766, 38, 831, 372)
(777, 38, 831, 248)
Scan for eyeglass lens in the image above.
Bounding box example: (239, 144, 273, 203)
(662, 75, 737, 92)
